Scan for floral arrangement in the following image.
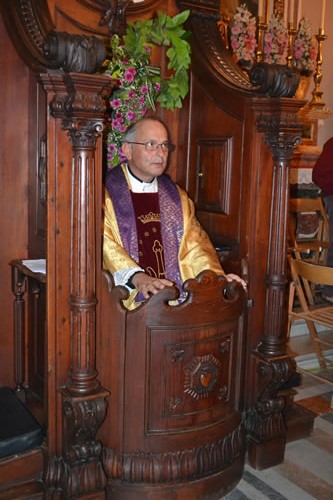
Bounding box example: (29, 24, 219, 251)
(101, 11, 191, 168)
(229, 3, 257, 67)
(229, 7, 317, 74)
(263, 12, 289, 65)
(293, 17, 318, 75)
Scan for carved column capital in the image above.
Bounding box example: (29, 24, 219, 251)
(256, 108, 302, 161)
(42, 72, 114, 123)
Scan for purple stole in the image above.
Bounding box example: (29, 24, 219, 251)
(105, 165, 183, 292)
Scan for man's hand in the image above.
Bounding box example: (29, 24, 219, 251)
(132, 273, 174, 299)
(225, 273, 247, 290)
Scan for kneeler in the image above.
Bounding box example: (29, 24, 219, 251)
(0, 387, 44, 459)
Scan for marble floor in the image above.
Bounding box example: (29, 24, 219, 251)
(223, 330, 333, 500)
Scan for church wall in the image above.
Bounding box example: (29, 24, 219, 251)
(0, 16, 30, 387)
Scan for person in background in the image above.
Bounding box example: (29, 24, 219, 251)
(103, 116, 246, 309)
(312, 136, 333, 301)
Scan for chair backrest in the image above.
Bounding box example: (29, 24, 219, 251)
(288, 197, 329, 264)
(289, 256, 333, 310)
(290, 257, 333, 288)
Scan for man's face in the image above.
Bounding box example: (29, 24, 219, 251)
(122, 119, 169, 182)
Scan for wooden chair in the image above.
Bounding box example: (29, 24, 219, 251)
(288, 256, 333, 369)
(288, 197, 329, 265)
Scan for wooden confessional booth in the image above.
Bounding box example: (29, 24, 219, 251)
(0, 1, 315, 498)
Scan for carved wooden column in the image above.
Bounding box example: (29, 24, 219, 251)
(246, 98, 302, 469)
(10, 264, 27, 392)
(40, 69, 114, 498)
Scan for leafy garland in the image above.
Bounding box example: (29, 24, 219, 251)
(101, 10, 191, 168)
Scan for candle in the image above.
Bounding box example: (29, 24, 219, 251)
(258, 0, 263, 20)
(320, 0, 326, 30)
(288, 0, 294, 26)
(297, 0, 302, 26)
(284, 0, 289, 24)
(294, 0, 302, 27)
(264, 0, 269, 25)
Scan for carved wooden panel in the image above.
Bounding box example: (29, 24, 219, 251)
(28, 79, 47, 257)
(48, 0, 165, 35)
(195, 137, 232, 214)
(27, 279, 47, 423)
(148, 325, 236, 432)
(184, 76, 243, 250)
(100, 272, 246, 494)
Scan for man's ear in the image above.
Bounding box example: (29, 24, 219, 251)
(122, 142, 132, 160)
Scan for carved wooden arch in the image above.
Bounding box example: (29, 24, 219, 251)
(177, 0, 300, 112)
(0, 0, 163, 73)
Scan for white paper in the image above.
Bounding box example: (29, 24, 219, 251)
(21, 259, 46, 275)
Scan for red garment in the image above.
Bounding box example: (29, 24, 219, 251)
(130, 191, 166, 279)
(312, 137, 333, 196)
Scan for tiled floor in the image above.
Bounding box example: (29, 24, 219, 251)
(223, 330, 333, 499)
(289, 327, 333, 411)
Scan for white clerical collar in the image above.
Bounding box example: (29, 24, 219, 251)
(126, 165, 158, 193)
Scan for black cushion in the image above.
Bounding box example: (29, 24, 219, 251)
(0, 387, 44, 459)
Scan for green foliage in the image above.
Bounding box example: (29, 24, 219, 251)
(101, 11, 191, 168)
(104, 10, 191, 111)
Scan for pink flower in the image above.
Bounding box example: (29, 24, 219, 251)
(126, 110, 137, 121)
(124, 67, 137, 83)
(110, 99, 121, 109)
(112, 117, 123, 130)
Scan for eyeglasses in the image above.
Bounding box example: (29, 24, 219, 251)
(126, 140, 171, 152)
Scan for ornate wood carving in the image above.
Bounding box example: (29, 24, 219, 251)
(0, 0, 131, 72)
(255, 100, 302, 358)
(11, 266, 27, 392)
(177, 0, 254, 97)
(44, 31, 106, 73)
(98, 0, 129, 35)
(249, 63, 300, 98)
(245, 355, 296, 468)
(243, 99, 303, 468)
(103, 424, 244, 483)
(0, 0, 54, 71)
(39, 70, 114, 497)
(41, 71, 114, 395)
(98, 271, 246, 496)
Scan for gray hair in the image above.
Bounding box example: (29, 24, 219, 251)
(122, 116, 170, 144)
